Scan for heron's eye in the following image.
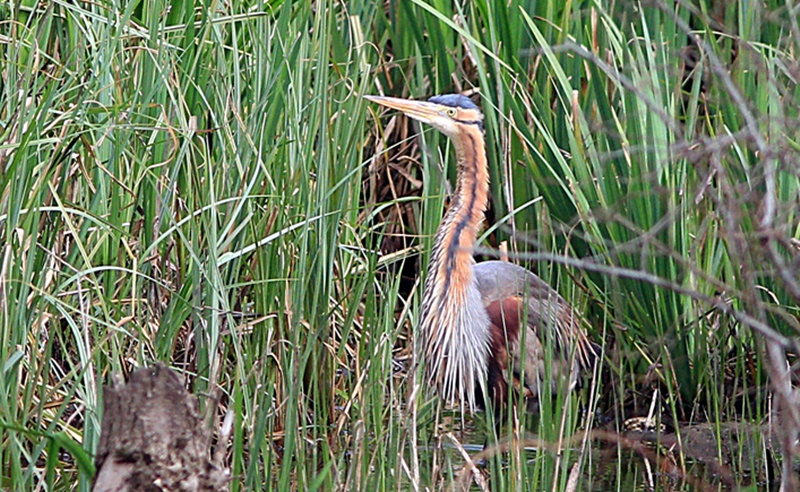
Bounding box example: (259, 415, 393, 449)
(445, 108, 457, 118)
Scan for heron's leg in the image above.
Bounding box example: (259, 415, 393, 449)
(475, 405, 506, 468)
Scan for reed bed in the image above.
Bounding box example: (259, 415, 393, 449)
(1, 0, 798, 489)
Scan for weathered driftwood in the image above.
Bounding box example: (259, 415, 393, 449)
(92, 364, 229, 492)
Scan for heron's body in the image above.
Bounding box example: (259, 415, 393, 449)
(365, 94, 596, 413)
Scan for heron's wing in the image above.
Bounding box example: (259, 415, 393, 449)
(474, 261, 599, 406)
(473, 260, 563, 305)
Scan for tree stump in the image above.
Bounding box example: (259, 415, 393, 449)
(92, 364, 229, 492)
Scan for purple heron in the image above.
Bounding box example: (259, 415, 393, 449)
(365, 94, 598, 413)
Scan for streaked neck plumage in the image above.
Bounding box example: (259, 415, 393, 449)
(419, 123, 491, 411)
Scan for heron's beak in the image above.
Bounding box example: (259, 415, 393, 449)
(363, 95, 440, 125)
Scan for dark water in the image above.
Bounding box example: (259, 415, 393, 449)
(416, 406, 785, 490)
(586, 447, 779, 491)
(424, 432, 781, 491)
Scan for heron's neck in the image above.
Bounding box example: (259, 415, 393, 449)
(433, 125, 490, 286)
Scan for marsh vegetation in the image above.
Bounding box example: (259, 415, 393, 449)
(1, 0, 799, 490)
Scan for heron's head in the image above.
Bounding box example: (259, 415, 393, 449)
(364, 94, 483, 139)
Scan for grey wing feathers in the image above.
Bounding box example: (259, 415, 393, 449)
(473, 260, 563, 304)
(473, 260, 598, 372)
